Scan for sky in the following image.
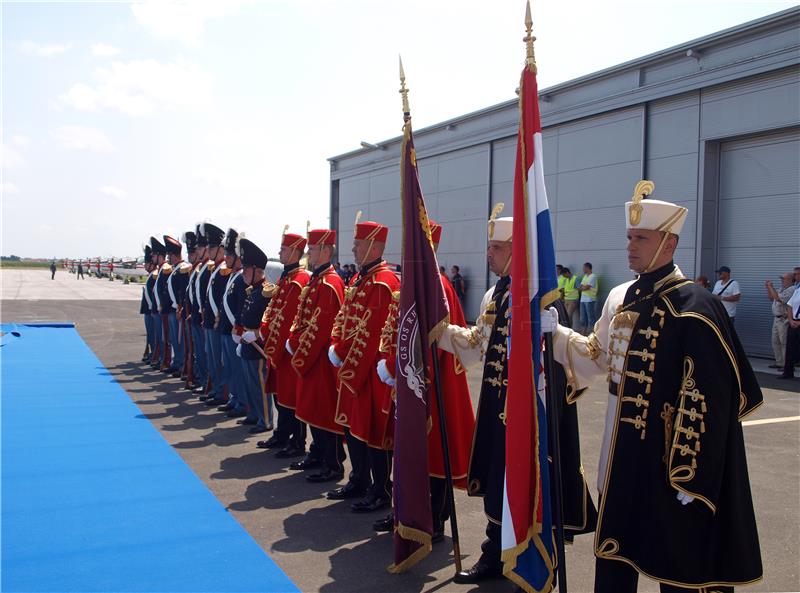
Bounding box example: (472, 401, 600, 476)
(2, 0, 796, 259)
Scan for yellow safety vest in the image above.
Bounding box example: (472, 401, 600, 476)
(581, 273, 598, 299)
(564, 276, 578, 301)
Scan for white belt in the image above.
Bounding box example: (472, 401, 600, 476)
(223, 270, 243, 326)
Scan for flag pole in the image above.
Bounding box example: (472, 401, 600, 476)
(431, 341, 463, 574)
(523, 1, 568, 589)
(400, 57, 462, 574)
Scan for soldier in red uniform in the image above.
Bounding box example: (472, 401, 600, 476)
(287, 228, 347, 482)
(259, 230, 311, 459)
(327, 220, 400, 513)
(374, 220, 476, 538)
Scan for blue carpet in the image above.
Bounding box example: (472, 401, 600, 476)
(1, 324, 299, 593)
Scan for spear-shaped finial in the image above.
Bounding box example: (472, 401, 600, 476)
(399, 55, 411, 122)
(523, 0, 537, 73)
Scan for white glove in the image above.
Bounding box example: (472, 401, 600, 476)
(236, 343, 242, 357)
(232, 331, 242, 344)
(541, 306, 559, 334)
(285, 339, 294, 355)
(376, 358, 395, 385)
(676, 491, 695, 506)
(242, 330, 257, 344)
(328, 345, 342, 367)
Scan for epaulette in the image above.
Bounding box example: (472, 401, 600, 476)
(179, 262, 193, 274)
(262, 282, 278, 298)
(207, 261, 216, 272)
(161, 263, 173, 274)
(219, 262, 232, 277)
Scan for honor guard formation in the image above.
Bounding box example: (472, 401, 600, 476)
(138, 179, 764, 592)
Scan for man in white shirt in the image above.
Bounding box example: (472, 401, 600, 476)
(713, 266, 740, 323)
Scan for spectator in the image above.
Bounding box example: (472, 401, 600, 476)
(451, 265, 466, 304)
(779, 282, 800, 380)
(439, 265, 446, 275)
(794, 266, 800, 288)
(334, 261, 345, 279)
(76, 261, 84, 280)
(578, 262, 598, 334)
(561, 267, 579, 328)
(766, 273, 796, 369)
(713, 266, 741, 324)
(694, 275, 710, 289)
(556, 265, 565, 300)
(50, 260, 56, 280)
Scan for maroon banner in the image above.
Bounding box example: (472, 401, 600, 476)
(389, 120, 450, 573)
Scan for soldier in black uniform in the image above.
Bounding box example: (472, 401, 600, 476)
(203, 226, 232, 407)
(439, 214, 596, 585)
(207, 228, 244, 411)
(233, 238, 271, 434)
(164, 235, 191, 377)
(549, 181, 763, 593)
(180, 230, 198, 385)
(189, 225, 209, 392)
(140, 243, 154, 362)
(150, 237, 169, 370)
(218, 230, 247, 417)
(196, 223, 225, 398)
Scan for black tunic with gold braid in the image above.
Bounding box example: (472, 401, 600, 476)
(468, 278, 597, 541)
(596, 262, 763, 588)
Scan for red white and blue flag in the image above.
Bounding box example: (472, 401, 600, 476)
(501, 42, 560, 593)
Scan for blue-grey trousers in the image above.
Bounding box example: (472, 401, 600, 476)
(144, 313, 155, 356)
(205, 328, 223, 398)
(191, 323, 207, 386)
(241, 357, 274, 428)
(167, 312, 184, 371)
(221, 335, 245, 410)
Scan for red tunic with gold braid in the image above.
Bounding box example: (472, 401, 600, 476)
(288, 264, 345, 434)
(331, 260, 399, 450)
(259, 265, 311, 408)
(381, 272, 475, 488)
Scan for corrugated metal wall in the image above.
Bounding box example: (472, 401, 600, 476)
(332, 62, 800, 355)
(717, 130, 800, 357)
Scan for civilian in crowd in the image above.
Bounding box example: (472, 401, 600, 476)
(450, 265, 466, 304)
(694, 275, 710, 289)
(556, 264, 566, 299)
(578, 261, 598, 334)
(780, 280, 800, 380)
(713, 266, 740, 324)
(766, 273, 796, 369)
(562, 266, 579, 328)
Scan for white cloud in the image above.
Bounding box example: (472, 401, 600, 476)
(11, 135, 31, 147)
(91, 43, 121, 57)
(53, 126, 115, 152)
(99, 185, 127, 200)
(131, 0, 253, 45)
(60, 59, 213, 116)
(1, 182, 20, 194)
(1, 144, 25, 169)
(17, 40, 72, 57)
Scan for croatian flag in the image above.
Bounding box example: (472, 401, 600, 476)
(500, 44, 560, 593)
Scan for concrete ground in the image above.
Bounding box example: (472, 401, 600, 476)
(2, 268, 798, 593)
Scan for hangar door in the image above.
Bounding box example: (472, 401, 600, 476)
(717, 129, 800, 357)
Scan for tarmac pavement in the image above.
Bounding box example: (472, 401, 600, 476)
(2, 268, 798, 593)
